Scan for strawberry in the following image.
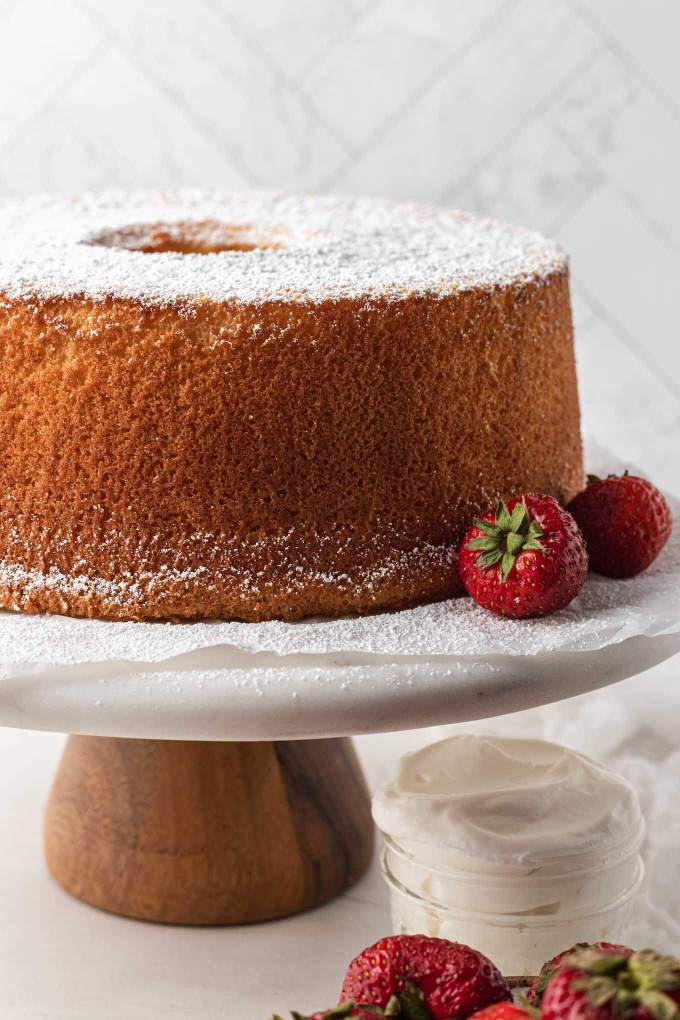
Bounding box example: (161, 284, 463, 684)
(540, 947, 680, 1020)
(469, 1004, 535, 1020)
(567, 474, 672, 578)
(528, 943, 634, 1004)
(458, 495, 588, 618)
(340, 935, 511, 1020)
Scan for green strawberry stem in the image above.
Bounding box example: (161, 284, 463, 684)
(282, 1004, 357, 1020)
(279, 984, 435, 1020)
(466, 500, 544, 581)
(393, 982, 432, 1020)
(568, 949, 680, 1020)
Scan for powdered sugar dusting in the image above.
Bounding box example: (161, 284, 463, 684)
(0, 190, 567, 306)
(0, 533, 454, 612)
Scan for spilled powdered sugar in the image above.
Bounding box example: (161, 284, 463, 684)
(0, 189, 567, 306)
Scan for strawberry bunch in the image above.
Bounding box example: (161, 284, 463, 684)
(274, 937, 680, 1020)
(456, 472, 672, 619)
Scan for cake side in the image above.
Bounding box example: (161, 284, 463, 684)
(0, 267, 582, 622)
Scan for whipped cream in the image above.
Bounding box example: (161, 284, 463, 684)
(374, 736, 644, 975)
(373, 735, 644, 867)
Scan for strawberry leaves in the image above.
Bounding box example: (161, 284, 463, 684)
(393, 982, 432, 1020)
(277, 983, 436, 1020)
(636, 991, 680, 1020)
(277, 1004, 357, 1020)
(465, 499, 544, 582)
(355, 983, 434, 1020)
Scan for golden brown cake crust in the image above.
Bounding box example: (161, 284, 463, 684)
(0, 193, 583, 621)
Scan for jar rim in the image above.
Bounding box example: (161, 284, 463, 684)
(380, 846, 645, 927)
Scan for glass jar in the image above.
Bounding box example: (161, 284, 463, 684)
(380, 831, 644, 976)
(373, 735, 645, 976)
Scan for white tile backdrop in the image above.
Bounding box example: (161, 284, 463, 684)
(0, 0, 678, 486)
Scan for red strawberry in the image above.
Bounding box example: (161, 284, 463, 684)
(469, 1004, 535, 1020)
(567, 474, 672, 578)
(540, 947, 680, 1020)
(340, 935, 511, 1020)
(528, 943, 634, 1004)
(458, 495, 588, 618)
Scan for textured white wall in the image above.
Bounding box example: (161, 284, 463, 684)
(0, 0, 678, 486)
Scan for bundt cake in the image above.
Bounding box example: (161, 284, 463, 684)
(0, 191, 583, 621)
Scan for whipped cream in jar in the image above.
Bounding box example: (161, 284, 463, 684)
(373, 735, 644, 976)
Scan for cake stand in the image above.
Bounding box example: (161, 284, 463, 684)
(1, 592, 679, 928)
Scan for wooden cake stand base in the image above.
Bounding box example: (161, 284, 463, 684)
(44, 735, 374, 924)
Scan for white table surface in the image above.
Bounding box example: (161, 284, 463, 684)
(0, 725, 392, 1020)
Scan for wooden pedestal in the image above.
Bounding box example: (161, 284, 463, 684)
(44, 735, 374, 924)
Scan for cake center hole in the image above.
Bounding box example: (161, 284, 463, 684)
(86, 220, 284, 254)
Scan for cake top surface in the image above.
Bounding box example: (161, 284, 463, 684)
(0, 189, 567, 306)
